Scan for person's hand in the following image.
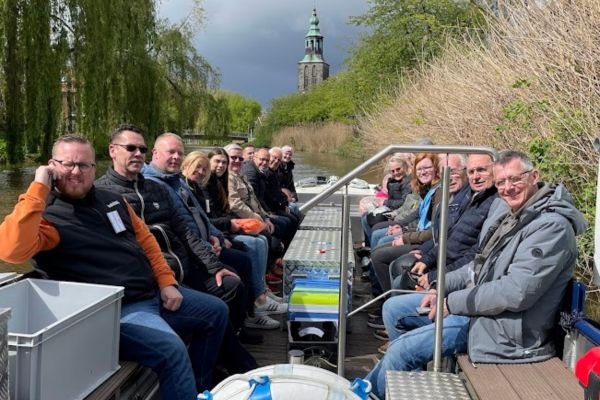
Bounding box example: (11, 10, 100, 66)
(392, 236, 404, 246)
(230, 220, 241, 233)
(387, 225, 402, 236)
(209, 236, 222, 256)
(417, 273, 429, 289)
(34, 165, 59, 188)
(215, 268, 239, 287)
(224, 238, 232, 249)
(265, 219, 275, 234)
(160, 285, 183, 311)
(410, 249, 422, 260)
(428, 298, 449, 320)
(411, 261, 427, 275)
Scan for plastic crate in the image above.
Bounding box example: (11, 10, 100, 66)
(0, 308, 10, 400)
(0, 279, 124, 400)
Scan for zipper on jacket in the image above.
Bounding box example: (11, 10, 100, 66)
(152, 224, 184, 282)
(134, 180, 146, 223)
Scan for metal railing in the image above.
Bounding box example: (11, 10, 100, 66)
(298, 144, 498, 375)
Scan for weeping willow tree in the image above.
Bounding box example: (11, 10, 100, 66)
(153, 23, 217, 136)
(0, 0, 219, 164)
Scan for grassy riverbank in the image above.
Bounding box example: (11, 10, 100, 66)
(358, 0, 600, 318)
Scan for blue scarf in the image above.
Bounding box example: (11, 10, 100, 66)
(417, 185, 439, 231)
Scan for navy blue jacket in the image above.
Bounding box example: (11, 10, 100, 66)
(420, 185, 498, 283)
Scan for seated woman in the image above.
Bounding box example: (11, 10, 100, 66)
(181, 150, 286, 331)
(361, 156, 412, 247)
(370, 153, 441, 248)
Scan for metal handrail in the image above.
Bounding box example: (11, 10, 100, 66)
(299, 144, 497, 214)
(296, 144, 498, 376)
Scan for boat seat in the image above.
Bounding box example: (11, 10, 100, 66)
(456, 354, 583, 400)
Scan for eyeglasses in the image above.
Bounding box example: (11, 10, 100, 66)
(52, 159, 96, 172)
(113, 143, 148, 154)
(450, 168, 465, 177)
(416, 165, 434, 173)
(467, 165, 492, 176)
(229, 156, 243, 162)
(495, 170, 532, 188)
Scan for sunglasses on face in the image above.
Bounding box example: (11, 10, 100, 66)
(113, 143, 148, 154)
(230, 156, 243, 162)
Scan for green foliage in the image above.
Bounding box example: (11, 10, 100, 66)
(0, 0, 218, 163)
(221, 91, 261, 133)
(0, 138, 7, 163)
(258, 0, 484, 145)
(336, 134, 364, 158)
(347, 0, 485, 107)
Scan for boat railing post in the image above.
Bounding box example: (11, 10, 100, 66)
(433, 166, 450, 372)
(298, 144, 499, 378)
(337, 187, 350, 376)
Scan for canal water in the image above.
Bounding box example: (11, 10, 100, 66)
(0, 151, 381, 274)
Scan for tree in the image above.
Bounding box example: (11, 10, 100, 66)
(221, 91, 261, 133)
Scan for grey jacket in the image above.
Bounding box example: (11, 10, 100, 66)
(446, 183, 587, 363)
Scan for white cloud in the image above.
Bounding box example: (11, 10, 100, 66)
(158, 0, 369, 108)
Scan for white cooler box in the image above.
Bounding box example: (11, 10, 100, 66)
(0, 279, 124, 400)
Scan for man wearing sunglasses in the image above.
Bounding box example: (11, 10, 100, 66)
(0, 134, 229, 400)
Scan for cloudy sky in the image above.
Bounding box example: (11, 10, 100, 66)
(158, 0, 370, 109)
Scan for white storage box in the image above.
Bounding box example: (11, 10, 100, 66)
(0, 279, 124, 400)
(0, 308, 10, 400)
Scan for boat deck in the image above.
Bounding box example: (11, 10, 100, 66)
(244, 269, 380, 379)
(244, 200, 381, 380)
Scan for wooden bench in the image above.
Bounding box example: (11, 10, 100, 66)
(456, 355, 583, 400)
(84, 361, 157, 400)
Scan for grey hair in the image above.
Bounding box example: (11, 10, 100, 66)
(269, 146, 282, 155)
(496, 150, 534, 171)
(282, 145, 293, 153)
(224, 143, 242, 152)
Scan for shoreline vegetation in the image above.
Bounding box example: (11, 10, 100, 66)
(269, 0, 600, 317)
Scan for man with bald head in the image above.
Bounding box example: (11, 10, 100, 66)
(0, 134, 228, 399)
(241, 147, 295, 248)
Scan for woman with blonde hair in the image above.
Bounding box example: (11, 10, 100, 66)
(182, 149, 286, 331)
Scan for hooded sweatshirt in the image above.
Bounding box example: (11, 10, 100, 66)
(445, 183, 587, 363)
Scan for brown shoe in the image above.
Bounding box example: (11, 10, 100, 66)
(374, 329, 389, 341)
(378, 341, 389, 355)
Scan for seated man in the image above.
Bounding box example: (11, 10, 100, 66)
(96, 125, 260, 347)
(0, 134, 228, 400)
(365, 150, 587, 399)
(241, 147, 296, 249)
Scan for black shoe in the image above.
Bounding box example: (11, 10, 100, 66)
(356, 247, 371, 258)
(360, 271, 371, 282)
(367, 316, 385, 329)
(238, 328, 264, 345)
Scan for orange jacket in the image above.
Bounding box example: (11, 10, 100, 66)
(0, 181, 176, 289)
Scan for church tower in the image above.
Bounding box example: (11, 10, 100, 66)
(298, 9, 329, 92)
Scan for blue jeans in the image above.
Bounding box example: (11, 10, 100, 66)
(119, 286, 229, 400)
(365, 293, 470, 399)
(361, 214, 372, 246)
(371, 228, 400, 249)
(233, 233, 268, 298)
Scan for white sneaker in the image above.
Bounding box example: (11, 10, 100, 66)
(265, 288, 284, 303)
(244, 315, 280, 330)
(255, 296, 288, 315)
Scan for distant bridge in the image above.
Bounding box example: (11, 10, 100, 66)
(182, 131, 252, 146)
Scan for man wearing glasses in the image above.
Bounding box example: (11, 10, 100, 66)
(366, 150, 587, 399)
(0, 134, 228, 400)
